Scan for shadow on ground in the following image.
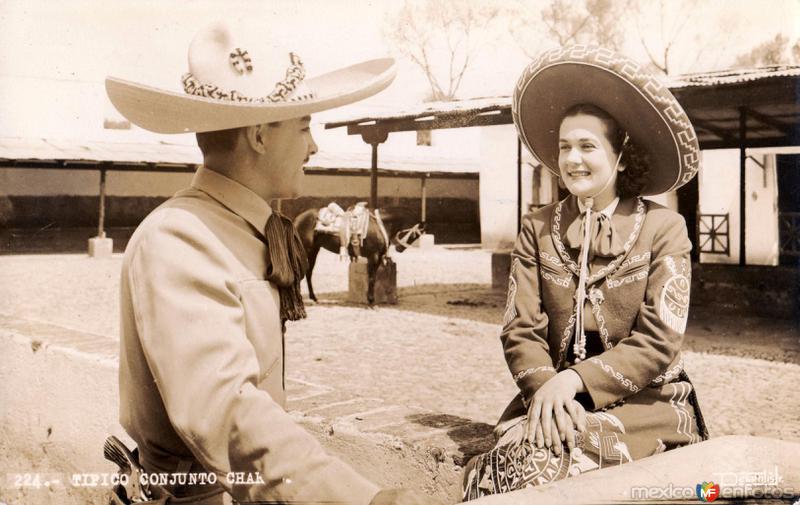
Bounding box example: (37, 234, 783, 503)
(405, 413, 495, 465)
(314, 283, 507, 325)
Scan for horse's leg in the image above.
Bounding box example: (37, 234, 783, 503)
(366, 251, 382, 307)
(366, 255, 375, 306)
(306, 243, 320, 302)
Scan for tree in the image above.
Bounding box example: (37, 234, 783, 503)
(635, 0, 699, 75)
(384, 0, 502, 101)
(510, 0, 629, 59)
(734, 33, 799, 68)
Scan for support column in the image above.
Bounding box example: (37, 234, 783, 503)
(88, 165, 113, 257)
(361, 129, 388, 210)
(97, 167, 107, 238)
(739, 107, 747, 266)
(516, 137, 522, 234)
(420, 175, 427, 223)
(370, 142, 379, 209)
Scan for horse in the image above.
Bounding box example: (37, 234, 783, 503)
(294, 206, 425, 305)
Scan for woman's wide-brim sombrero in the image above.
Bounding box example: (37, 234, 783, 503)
(106, 21, 397, 134)
(512, 45, 700, 195)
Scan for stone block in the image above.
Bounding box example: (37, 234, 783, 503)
(413, 233, 435, 249)
(348, 258, 398, 305)
(491, 249, 512, 289)
(87, 236, 113, 258)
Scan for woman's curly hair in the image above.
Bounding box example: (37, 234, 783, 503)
(562, 104, 651, 198)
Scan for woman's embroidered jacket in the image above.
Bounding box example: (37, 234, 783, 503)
(503, 195, 692, 410)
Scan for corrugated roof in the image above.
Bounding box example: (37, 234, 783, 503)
(0, 137, 478, 174)
(309, 151, 478, 174)
(326, 96, 511, 129)
(670, 65, 800, 88)
(0, 137, 201, 165)
(328, 66, 800, 128)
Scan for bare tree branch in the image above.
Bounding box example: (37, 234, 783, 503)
(384, 0, 501, 101)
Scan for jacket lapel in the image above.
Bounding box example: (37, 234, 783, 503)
(550, 195, 646, 284)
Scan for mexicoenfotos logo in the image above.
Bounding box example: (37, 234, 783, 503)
(696, 481, 721, 502)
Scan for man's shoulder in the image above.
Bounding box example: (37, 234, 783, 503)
(125, 192, 220, 259)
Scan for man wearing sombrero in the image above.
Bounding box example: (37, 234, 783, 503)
(463, 46, 707, 499)
(108, 22, 424, 505)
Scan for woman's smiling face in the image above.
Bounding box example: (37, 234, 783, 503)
(558, 113, 623, 206)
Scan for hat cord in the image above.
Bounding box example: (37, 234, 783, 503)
(571, 133, 628, 363)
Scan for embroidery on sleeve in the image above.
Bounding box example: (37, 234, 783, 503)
(659, 256, 690, 333)
(540, 251, 564, 269)
(617, 252, 652, 270)
(587, 357, 641, 393)
(606, 270, 648, 289)
(512, 365, 556, 383)
(542, 270, 571, 288)
(650, 355, 684, 385)
(503, 258, 520, 326)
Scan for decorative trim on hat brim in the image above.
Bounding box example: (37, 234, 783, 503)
(516, 62, 684, 196)
(512, 46, 700, 196)
(106, 58, 396, 134)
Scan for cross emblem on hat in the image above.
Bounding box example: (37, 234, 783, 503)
(229, 47, 253, 74)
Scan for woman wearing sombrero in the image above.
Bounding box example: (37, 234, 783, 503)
(463, 46, 707, 499)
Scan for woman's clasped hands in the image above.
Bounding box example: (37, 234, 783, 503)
(524, 369, 588, 456)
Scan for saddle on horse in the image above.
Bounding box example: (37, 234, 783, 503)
(314, 202, 386, 259)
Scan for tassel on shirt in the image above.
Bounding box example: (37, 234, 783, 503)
(264, 212, 308, 324)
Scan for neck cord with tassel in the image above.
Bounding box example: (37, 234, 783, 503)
(571, 133, 628, 363)
(572, 198, 594, 362)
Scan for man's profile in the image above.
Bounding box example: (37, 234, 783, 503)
(106, 21, 425, 505)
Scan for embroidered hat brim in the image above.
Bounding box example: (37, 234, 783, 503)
(106, 58, 396, 134)
(512, 46, 700, 195)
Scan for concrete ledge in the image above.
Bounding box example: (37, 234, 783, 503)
(0, 324, 127, 505)
(0, 314, 493, 504)
(465, 436, 800, 504)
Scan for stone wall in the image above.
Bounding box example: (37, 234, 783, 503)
(0, 194, 481, 254)
(691, 263, 800, 320)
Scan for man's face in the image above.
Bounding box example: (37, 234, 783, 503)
(259, 115, 317, 199)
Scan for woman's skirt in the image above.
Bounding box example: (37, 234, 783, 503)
(462, 380, 704, 501)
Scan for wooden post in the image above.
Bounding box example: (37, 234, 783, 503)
(361, 129, 388, 210)
(370, 142, 379, 210)
(98, 167, 107, 238)
(516, 137, 522, 234)
(420, 175, 427, 223)
(739, 107, 747, 266)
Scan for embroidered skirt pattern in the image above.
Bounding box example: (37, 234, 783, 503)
(462, 381, 702, 500)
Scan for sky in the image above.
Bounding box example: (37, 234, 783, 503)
(0, 0, 797, 145)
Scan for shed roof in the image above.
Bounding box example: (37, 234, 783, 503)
(326, 66, 800, 151)
(0, 137, 478, 178)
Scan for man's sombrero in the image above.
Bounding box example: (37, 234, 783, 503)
(511, 45, 700, 195)
(106, 21, 397, 134)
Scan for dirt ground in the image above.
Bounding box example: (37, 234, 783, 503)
(0, 247, 798, 442)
